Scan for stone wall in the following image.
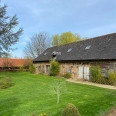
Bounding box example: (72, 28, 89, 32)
(33, 60, 116, 79)
(33, 62, 90, 79)
(33, 62, 50, 75)
(90, 61, 116, 77)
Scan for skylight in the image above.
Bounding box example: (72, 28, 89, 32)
(44, 52, 47, 55)
(52, 51, 61, 55)
(52, 51, 57, 55)
(67, 48, 72, 52)
(85, 45, 91, 50)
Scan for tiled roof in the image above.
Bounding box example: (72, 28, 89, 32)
(33, 33, 116, 62)
(0, 58, 31, 67)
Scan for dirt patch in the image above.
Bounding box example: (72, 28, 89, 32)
(102, 106, 116, 116)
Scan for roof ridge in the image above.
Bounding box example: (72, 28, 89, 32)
(90, 32, 116, 39)
(49, 32, 116, 49)
(0, 58, 31, 60)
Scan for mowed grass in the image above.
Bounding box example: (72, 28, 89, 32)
(0, 72, 116, 116)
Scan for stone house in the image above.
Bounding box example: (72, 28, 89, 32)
(33, 33, 116, 80)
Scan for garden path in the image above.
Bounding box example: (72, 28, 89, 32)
(67, 79, 116, 90)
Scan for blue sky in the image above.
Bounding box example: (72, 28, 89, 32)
(2, 0, 116, 58)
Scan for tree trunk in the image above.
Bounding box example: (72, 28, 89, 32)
(57, 94, 60, 104)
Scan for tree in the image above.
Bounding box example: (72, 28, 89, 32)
(52, 34, 59, 46)
(49, 80, 66, 104)
(0, 4, 23, 57)
(23, 32, 50, 59)
(29, 62, 35, 73)
(23, 58, 32, 69)
(52, 32, 85, 46)
(50, 60, 60, 76)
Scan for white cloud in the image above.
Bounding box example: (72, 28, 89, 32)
(32, 8, 43, 15)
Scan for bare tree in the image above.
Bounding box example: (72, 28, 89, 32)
(23, 32, 51, 59)
(49, 80, 66, 104)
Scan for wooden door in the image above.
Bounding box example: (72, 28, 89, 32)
(78, 65, 89, 80)
(78, 66, 83, 79)
(83, 66, 89, 80)
(46, 65, 50, 74)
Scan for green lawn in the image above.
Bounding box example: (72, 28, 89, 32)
(0, 72, 116, 116)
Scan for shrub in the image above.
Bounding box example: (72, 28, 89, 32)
(90, 65, 107, 84)
(19, 66, 23, 72)
(90, 66, 102, 83)
(108, 70, 116, 85)
(90, 66, 116, 85)
(63, 72, 71, 79)
(29, 63, 35, 73)
(38, 113, 48, 116)
(62, 103, 80, 116)
(0, 75, 13, 89)
(49, 60, 60, 76)
(23, 59, 32, 69)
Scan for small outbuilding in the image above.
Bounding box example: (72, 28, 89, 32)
(33, 33, 116, 80)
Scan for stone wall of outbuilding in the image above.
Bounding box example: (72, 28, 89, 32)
(33, 60, 116, 80)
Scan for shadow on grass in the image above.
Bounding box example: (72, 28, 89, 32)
(0, 97, 18, 116)
(101, 105, 116, 116)
(77, 93, 116, 116)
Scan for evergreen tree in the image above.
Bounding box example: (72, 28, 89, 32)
(0, 4, 23, 57)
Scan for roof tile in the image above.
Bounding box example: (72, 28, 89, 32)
(0, 58, 31, 67)
(33, 33, 116, 62)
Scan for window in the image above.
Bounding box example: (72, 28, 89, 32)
(85, 45, 91, 50)
(44, 52, 47, 55)
(52, 51, 57, 55)
(38, 66, 41, 71)
(66, 67, 71, 72)
(67, 48, 72, 52)
(46, 65, 50, 74)
(52, 51, 61, 55)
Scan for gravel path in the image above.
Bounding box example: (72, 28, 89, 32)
(67, 79, 116, 90)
